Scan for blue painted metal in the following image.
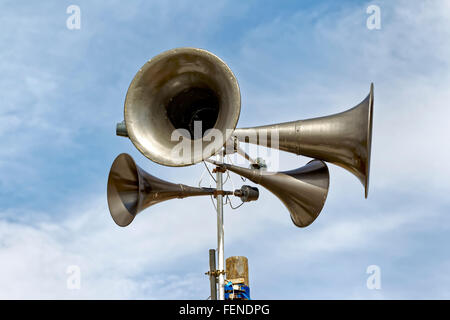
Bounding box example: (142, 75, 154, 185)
(224, 281, 251, 300)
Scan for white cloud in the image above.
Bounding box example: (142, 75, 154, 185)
(1, 181, 448, 299)
(1, 0, 450, 299)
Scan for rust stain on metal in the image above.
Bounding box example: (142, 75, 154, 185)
(226, 256, 249, 286)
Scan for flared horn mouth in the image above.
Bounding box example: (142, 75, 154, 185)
(280, 159, 330, 227)
(364, 83, 374, 198)
(107, 153, 139, 227)
(123, 47, 241, 167)
(107, 153, 223, 227)
(208, 159, 330, 228)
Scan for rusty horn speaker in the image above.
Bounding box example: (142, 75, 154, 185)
(107, 153, 217, 227)
(121, 47, 241, 167)
(233, 84, 374, 198)
(208, 159, 330, 227)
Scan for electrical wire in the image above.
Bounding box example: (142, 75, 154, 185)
(228, 195, 245, 210)
(198, 165, 208, 188)
(223, 155, 247, 210)
(198, 161, 218, 213)
(202, 155, 248, 212)
(223, 171, 230, 184)
(209, 194, 217, 211)
(203, 161, 217, 182)
(224, 155, 235, 192)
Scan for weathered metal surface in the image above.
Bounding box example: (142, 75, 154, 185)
(107, 153, 217, 227)
(226, 256, 249, 286)
(115, 120, 128, 137)
(208, 159, 329, 228)
(209, 249, 217, 300)
(123, 47, 241, 167)
(233, 84, 373, 198)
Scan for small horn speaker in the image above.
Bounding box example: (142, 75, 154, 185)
(107, 153, 216, 227)
(209, 159, 330, 227)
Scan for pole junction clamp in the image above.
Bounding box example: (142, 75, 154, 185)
(213, 190, 226, 198)
(212, 167, 226, 174)
(205, 269, 226, 277)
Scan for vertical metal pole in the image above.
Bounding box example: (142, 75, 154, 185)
(216, 161, 225, 300)
(209, 249, 217, 300)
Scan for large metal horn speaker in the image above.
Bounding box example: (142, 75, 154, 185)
(233, 84, 374, 198)
(123, 47, 241, 167)
(107, 153, 216, 227)
(209, 159, 329, 227)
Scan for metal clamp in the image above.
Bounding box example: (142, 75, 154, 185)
(213, 190, 226, 198)
(212, 167, 226, 174)
(205, 269, 226, 277)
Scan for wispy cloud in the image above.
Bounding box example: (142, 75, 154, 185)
(0, 0, 449, 299)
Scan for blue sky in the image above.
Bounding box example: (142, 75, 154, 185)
(0, 0, 450, 299)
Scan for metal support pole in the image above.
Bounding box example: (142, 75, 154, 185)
(216, 163, 225, 300)
(208, 249, 217, 300)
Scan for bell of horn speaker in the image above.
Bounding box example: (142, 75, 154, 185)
(209, 159, 329, 227)
(123, 47, 241, 167)
(107, 153, 216, 227)
(233, 84, 374, 198)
